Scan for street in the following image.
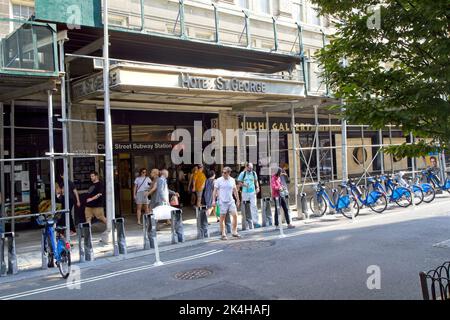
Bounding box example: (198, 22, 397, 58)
(1, 196, 449, 300)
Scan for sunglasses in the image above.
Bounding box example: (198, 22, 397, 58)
(222, 171, 229, 174)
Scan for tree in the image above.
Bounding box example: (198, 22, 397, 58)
(311, 0, 450, 157)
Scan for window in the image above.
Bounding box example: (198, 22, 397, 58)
(293, 2, 304, 22)
(255, 0, 270, 15)
(238, 0, 249, 10)
(309, 7, 321, 26)
(11, 2, 34, 30)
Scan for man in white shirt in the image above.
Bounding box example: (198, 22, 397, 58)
(212, 166, 241, 240)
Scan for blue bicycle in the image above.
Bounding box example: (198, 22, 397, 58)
(36, 214, 72, 279)
(375, 175, 412, 207)
(413, 171, 436, 203)
(347, 178, 388, 213)
(309, 181, 360, 219)
(422, 167, 450, 193)
(393, 172, 425, 205)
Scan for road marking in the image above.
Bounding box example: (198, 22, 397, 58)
(0, 249, 223, 300)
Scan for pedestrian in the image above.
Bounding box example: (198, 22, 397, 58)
(188, 166, 198, 206)
(271, 168, 295, 229)
(84, 171, 107, 225)
(149, 169, 179, 227)
(203, 170, 217, 221)
(55, 172, 80, 235)
(237, 162, 261, 228)
(192, 164, 207, 208)
(212, 166, 241, 240)
(133, 168, 151, 226)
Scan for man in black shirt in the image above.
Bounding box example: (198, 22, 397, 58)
(85, 171, 107, 225)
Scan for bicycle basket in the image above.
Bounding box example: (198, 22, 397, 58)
(337, 195, 351, 210)
(445, 180, 450, 189)
(366, 191, 380, 205)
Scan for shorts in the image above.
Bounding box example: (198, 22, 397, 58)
(196, 190, 203, 199)
(85, 207, 105, 221)
(135, 191, 149, 205)
(218, 201, 237, 216)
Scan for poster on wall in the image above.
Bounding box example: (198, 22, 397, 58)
(335, 135, 374, 178)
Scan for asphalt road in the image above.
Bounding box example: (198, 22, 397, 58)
(1, 198, 450, 300)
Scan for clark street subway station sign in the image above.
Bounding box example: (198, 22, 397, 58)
(71, 63, 305, 103)
(98, 142, 177, 153)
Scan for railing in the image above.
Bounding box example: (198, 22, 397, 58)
(0, 18, 58, 77)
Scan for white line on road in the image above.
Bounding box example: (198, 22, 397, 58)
(0, 249, 223, 300)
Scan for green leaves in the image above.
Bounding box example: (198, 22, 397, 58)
(311, 0, 450, 156)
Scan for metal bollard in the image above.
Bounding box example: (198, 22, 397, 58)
(171, 209, 185, 244)
(151, 214, 163, 266)
(274, 197, 285, 238)
(143, 213, 155, 250)
(241, 200, 253, 231)
(77, 224, 85, 263)
(300, 192, 308, 219)
(78, 222, 94, 262)
(261, 197, 273, 227)
(112, 218, 127, 255)
(41, 228, 49, 269)
(1, 232, 18, 276)
(196, 206, 209, 239)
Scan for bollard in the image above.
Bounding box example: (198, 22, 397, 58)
(274, 197, 286, 238)
(143, 213, 155, 250)
(0, 234, 6, 276)
(112, 218, 127, 255)
(241, 200, 253, 231)
(80, 222, 94, 262)
(171, 209, 185, 244)
(261, 197, 273, 227)
(225, 212, 232, 234)
(151, 214, 163, 266)
(196, 206, 209, 239)
(1, 232, 18, 276)
(41, 228, 48, 269)
(77, 223, 85, 263)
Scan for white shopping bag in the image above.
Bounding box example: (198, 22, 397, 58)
(152, 205, 180, 221)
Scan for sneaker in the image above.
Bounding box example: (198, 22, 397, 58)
(221, 235, 228, 241)
(287, 224, 296, 229)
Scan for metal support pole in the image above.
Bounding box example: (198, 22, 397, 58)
(314, 105, 321, 182)
(213, 3, 220, 44)
(244, 10, 251, 48)
(65, 63, 74, 182)
(388, 126, 394, 174)
(179, 0, 186, 39)
(321, 30, 329, 96)
(379, 129, 384, 175)
(140, 0, 145, 31)
(361, 125, 367, 187)
(103, 0, 115, 245)
(410, 133, 416, 180)
(440, 144, 447, 183)
(272, 17, 278, 52)
(328, 115, 335, 182)
(48, 91, 56, 220)
(243, 114, 247, 164)
(266, 112, 272, 196)
(0, 103, 4, 234)
(296, 23, 308, 96)
(291, 104, 299, 210)
(341, 101, 348, 182)
(59, 40, 71, 242)
(10, 101, 15, 233)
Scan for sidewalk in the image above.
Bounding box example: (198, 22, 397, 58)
(8, 204, 301, 272)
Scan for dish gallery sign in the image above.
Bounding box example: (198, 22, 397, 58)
(181, 74, 267, 93)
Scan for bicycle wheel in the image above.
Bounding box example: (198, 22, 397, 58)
(412, 186, 424, 206)
(368, 193, 388, 213)
(341, 196, 360, 219)
(309, 194, 327, 216)
(58, 248, 71, 279)
(46, 234, 55, 268)
(422, 185, 435, 203)
(395, 189, 412, 207)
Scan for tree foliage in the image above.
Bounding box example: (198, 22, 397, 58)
(311, 0, 450, 156)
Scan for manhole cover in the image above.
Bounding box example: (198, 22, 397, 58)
(228, 240, 275, 250)
(174, 268, 213, 280)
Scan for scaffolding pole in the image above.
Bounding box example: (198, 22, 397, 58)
(328, 115, 335, 184)
(47, 90, 57, 223)
(410, 132, 416, 180)
(388, 126, 394, 174)
(243, 114, 247, 164)
(103, 0, 115, 243)
(341, 101, 348, 182)
(379, 129, 385, 175)
(314, 105, 321, 182)
(0, 103, 4, 232)
(59, 39, 71, 242)
(10, 101, 15, 233)
(291, 104, 299, 209)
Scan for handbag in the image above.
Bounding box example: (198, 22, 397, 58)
(280, 187, 289, 198)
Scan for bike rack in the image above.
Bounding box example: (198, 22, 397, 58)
(171, 209, 185, 244)
(241, 200, 253, 230)
(143, 213, 155, 250)
(0, 232, 18, 276)
(112, 218, 127, 255)
(196, 206, 209, 239)
(77, 222, 94, 262)
(261, 197, 273, 227)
